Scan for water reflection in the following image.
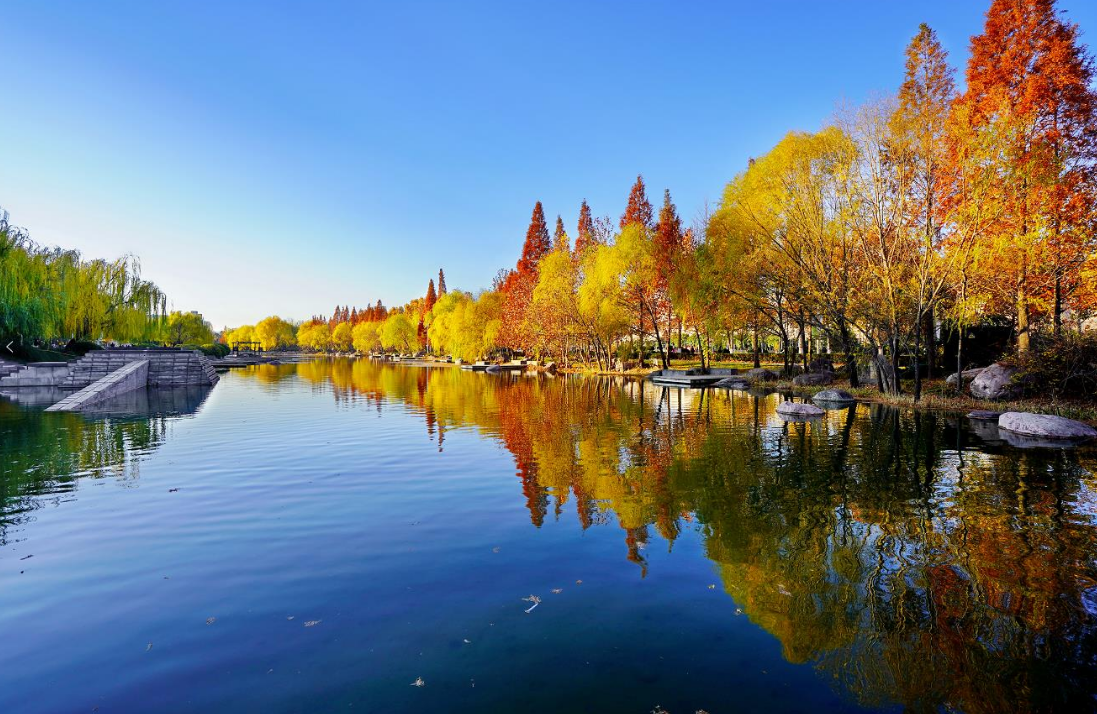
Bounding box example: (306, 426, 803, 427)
(250, 358, 1097, 712)
(0, 387, 211, 545)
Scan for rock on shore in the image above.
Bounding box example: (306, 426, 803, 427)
(776, 401, 825, 419)
(813, 389, 855, 406)
(969, 363, 1021, 400)
(998, 412, 1097, 442)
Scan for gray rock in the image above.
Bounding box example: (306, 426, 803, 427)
(946, 367, 985, 387)
(998, 412, 1097, 442)
(744, 368, 779, 383)
(792, 371, 833, 386)
(969, 363, 1021, 400)
(776, 401, 825, 418)
(713, 377, 750, 390)
(813, 389, 855, 405)
(967, 410, 1002, 421)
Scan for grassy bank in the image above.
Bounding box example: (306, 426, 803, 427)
(560, 359, 1097, 425)
(781, 378, 1097, 425)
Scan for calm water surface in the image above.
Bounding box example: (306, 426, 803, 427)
(2, 359, 1096, 713)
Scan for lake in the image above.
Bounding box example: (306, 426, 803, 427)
(2, 358, 1096, 713)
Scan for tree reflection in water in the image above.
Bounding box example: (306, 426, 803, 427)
(280, 358, 1097, 712)
(0, 387, 211, 545)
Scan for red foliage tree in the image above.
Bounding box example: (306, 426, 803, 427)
(425, 279, 437, 314)
(958, 0, 1097, 346)
(517, 201, 551, 276)
(620, 175, 654, 229)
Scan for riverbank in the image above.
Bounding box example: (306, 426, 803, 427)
(560, 360, 1097, 426)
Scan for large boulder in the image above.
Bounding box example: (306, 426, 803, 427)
(813, 389, 855, 406)
(946, 367, 985, 387)
(744, 368, 779, 383)
(998, 412, 1097, 442)
(792, 371, 834, 386)
(967, 410, 1002, 421)
(776, 401, 825, 419)
(969, 362, 1021, 400)
(713, 377, 750, 390)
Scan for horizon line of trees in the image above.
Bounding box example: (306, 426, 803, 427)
(409, 0, 1097, 401)
(221, 0, 1096, 404)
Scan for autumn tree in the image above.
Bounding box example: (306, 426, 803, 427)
(956, 0, 1097, 352)
(620, 175, 654, 230)
(619, 175, 656, 366)
(892, 23, 957, 398)
(575, 199, 596, 256)
(553, 215, 567, 251)
(425, 279, 437, 314)
(653, 189, 684, 363)
(500, 201, 552, 354)
(437, 268, 447, 296)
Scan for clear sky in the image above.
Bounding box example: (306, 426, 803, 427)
(3, 1, 1095, 329)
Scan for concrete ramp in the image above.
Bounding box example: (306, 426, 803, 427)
(46, 360, 149, 412)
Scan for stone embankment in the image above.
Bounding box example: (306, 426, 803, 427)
(46, 360, 149, 412)
(62, 349, 218, 388)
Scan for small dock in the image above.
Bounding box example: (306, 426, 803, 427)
(649, 368, 739, 388)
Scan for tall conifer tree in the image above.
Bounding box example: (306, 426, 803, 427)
(957, 0, 1097, 350)
(575, 199, 596, 255)
(620, 175, 654, 229)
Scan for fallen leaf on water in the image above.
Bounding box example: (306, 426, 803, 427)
(463, 638, 471, 644)
(146, 642, 153, 652)
(708, 584, 716, 590)
(522, 595, 541, 613)
(410, 677, 425, 687)
(206, 617, 216, 625)
(286, 616, 294, 620)
(575, 580, 582, 585)
(304, 620, 321, 627)
(551, 588, 562, 594)
(168, 488, 179, 493)
(491, 547, 500, 553)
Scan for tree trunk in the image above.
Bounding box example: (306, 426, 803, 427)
(913, 321, 923, 402)
(752, 323, 760, 369)
(956, 324, 964, 397)
(839, 320, 859, 388)
(1017, 279, 1030, 355)
(924, 306, 935, 380)
(1054, 274, 1063, 338)
(644, 300, 669, 370)
(891, 336, 901, 395)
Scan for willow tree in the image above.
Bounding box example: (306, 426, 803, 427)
(1, 211, 166, 345)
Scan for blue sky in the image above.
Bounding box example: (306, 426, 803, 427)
(3, 1, 1095, 328)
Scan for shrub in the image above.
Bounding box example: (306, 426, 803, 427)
(64, 339, 102, 356)
(1007, 333, 1097, 399)
(194, 343, 230, 358)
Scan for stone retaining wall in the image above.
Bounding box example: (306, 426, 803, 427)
(63, 349, 218, 388)
(46, 360, 149, 412)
